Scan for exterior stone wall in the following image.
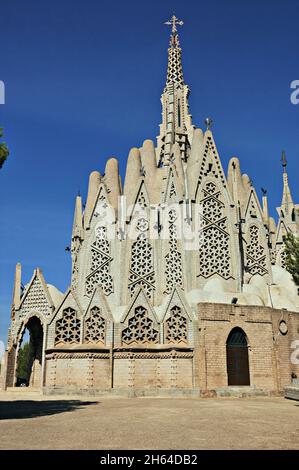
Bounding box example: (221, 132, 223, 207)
(35, 304, 299, 395)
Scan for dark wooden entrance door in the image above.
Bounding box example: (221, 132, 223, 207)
(226, 328, 250, 386)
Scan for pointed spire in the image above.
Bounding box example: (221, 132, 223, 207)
(261, 190, 269, 225)
(164, 15, 185, 86)
(124, 148, 142, 197)
(157, 16, 194, 166)
(280, 151, 294, 212)
(72, 195, 83, 239)
(227, 157, 245, 206)
(12, 262, 22, 313)
(84, 171, 101, 228)
(104, 158, 121, 211)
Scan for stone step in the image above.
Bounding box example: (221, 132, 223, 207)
(284, 386, 299, 401)
(6, 387, 41, 393)
(215, 387, 268, 398)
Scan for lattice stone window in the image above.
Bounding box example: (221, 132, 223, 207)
(165, 306, 188, 344)
(55, 307, 81, 345)
(84, 306, 106, 344)
(128, 218, 155, 299)
(165, 209, 183, 293)
(20, 277, 51, 317)
(276, 246, 287, 269)
(166, 46, 184, 85)
(86, 226, 113, 296)
(198, 182, 232, 279)
(246, 225, 268, 276)
(122, 306, 159, 345)
(280, 249, 287, 269)
(137, 189, 147, 209)
(198, 138, 226, 187)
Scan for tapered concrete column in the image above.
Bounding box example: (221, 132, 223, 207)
(84, 171, 101, 228)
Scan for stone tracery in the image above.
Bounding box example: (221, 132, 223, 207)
(128, 218, 155, 300)
(246, 225, 268, 276)
(165, 306, 187, 344)
(122, 306, 159, 345)
(164, 209, 183, 293)
(55, 307, 81, 345)
(86, 226, 113, 296)
(198, 182, 232, 279)
(84, 306, 106, 344)
(20, 277, 51, 317)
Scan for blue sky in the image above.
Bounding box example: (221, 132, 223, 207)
(0, 0, 298, 347)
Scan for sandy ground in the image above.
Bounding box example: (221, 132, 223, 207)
(0, 391, 298, 450)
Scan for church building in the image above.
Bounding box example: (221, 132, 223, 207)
(1, 17, 299, 396)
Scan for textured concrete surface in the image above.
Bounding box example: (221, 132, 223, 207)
(285, 386, 299, 401)
(0, 392, 299, 450)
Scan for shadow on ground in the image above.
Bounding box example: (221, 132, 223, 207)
(0, 400, 98, 420)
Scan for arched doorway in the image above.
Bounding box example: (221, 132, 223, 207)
(226, 328, 250, 386)
(16, 316, 44, 388)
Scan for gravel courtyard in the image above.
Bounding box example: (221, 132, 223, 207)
(0, 391, 298, 450)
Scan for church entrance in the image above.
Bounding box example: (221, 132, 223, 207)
(16, 317, 44, 388)
(226, 328, 250, 386)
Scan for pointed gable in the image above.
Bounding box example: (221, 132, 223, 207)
(243, 189, 271, 278)
(127, 179, 151, 221)
(84, 286, 113, 321)
(48, 288, 83, 348)
(120, 287, 158, 324)
(163, 165, 183, 203)
(88, 182, 115, 229)
(161, 287, 193, 345)
(161, 287, 193, 322)
(19, 269, 54, 319)
(195, 130, 228, 199)
(50, 288, 83, 324)
(244, 188, 264, 221)
(83, 287, 113, 346)
(119, 288, 159, 346)
(275, 219, 289, 245)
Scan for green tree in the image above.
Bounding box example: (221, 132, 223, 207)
(16, 342, 32, 379)
(285, 233, 299, 285)
(0, 128, 9, 169)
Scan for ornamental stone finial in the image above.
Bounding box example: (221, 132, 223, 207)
(281, 150, 287, 173)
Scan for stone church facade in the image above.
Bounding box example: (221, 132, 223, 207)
(1, 17, 299, 395)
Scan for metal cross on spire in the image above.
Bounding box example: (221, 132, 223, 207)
(164, 15, 184, 34)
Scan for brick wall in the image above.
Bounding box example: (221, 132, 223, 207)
(197, 303, 299, 392)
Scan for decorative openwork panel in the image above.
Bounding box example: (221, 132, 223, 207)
(165, 209, 183, 293)
(246, 225, 268, 276)
(166, 46, 184, 86)
(86, 226, 113, 296)
(122, 306, 159, 345)
(165, 306, 187, 344)
(55, 307, 81, 345)
(198, 137, 226, 187)
(198, 182, 232, 279)
(248, 198, 258, 218)
(128, 218, 155, 299)
(275, 245, 287, 269)
(136, 188, 147, 209)
(84, 306, 106, 344)
(20, 277, 51, 317)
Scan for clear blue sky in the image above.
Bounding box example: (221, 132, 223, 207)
(0, 0, 298, 346)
